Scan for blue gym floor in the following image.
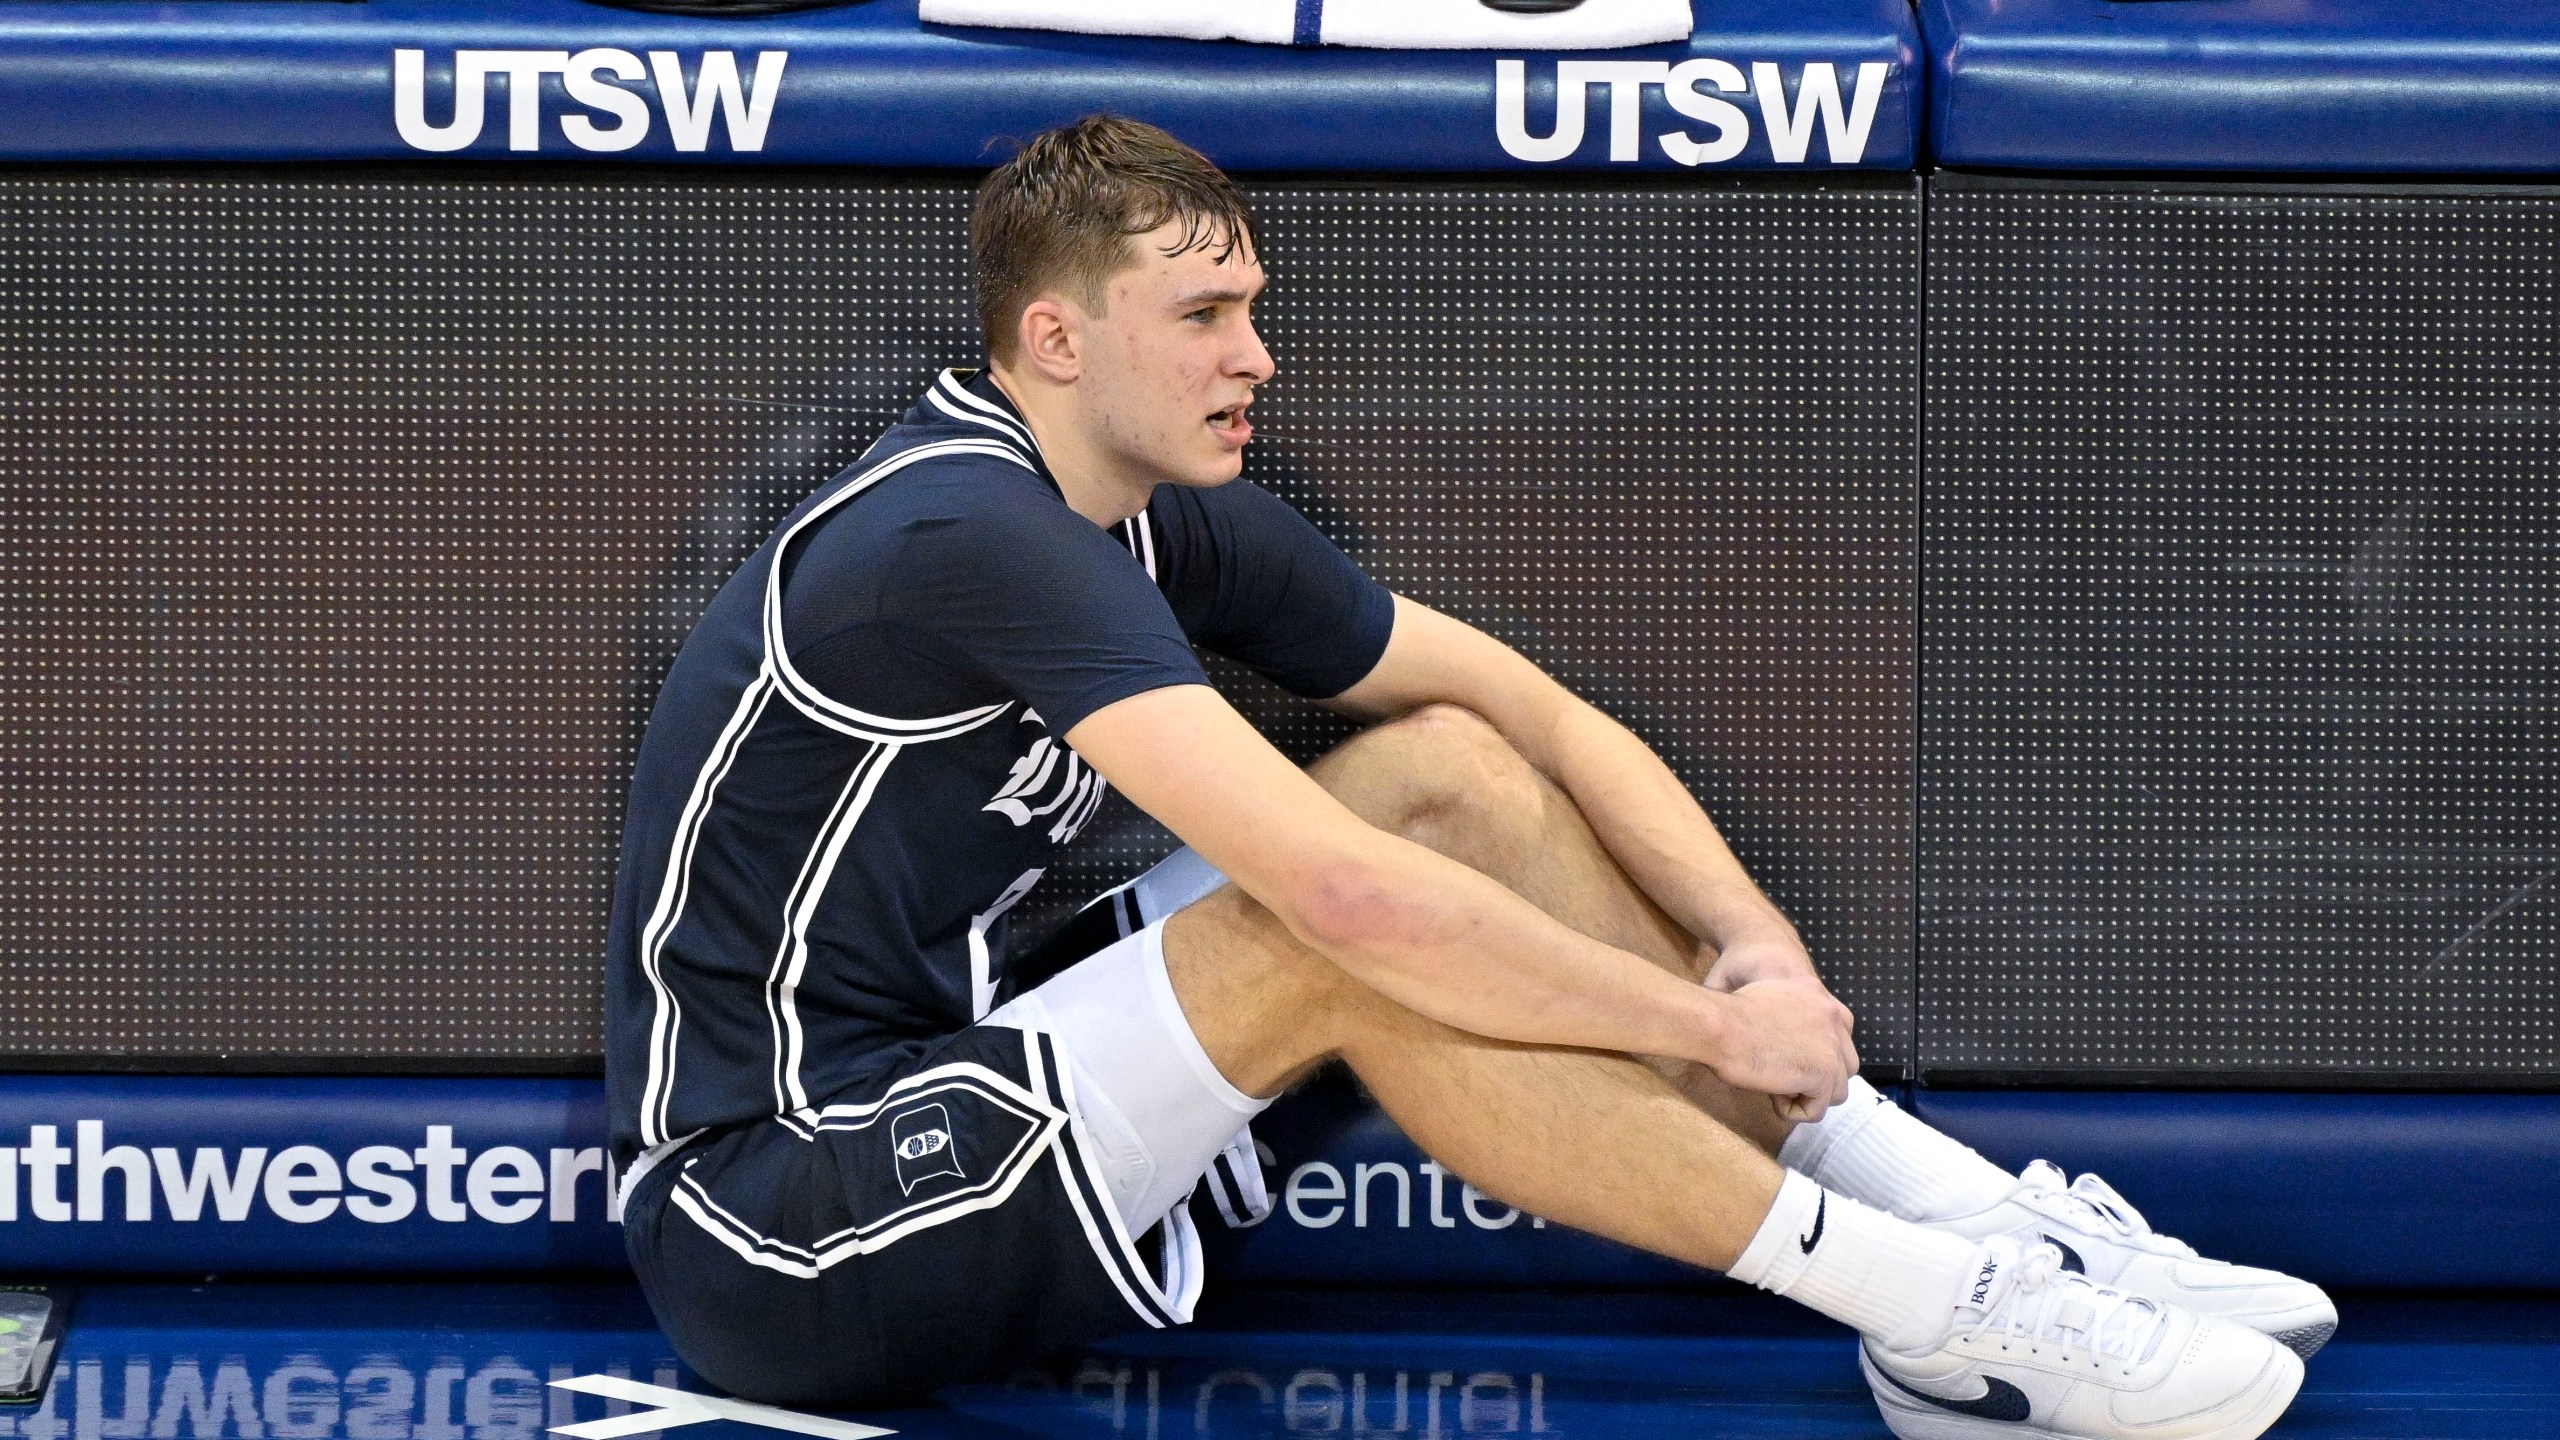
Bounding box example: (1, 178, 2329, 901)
(6, 1282, 2549, 1440)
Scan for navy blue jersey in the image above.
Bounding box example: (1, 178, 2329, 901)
(606, 370, 1395, 1161)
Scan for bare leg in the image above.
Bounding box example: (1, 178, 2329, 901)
(1167, 883, 1782, 1269)
(1160, 704, 1802, 1269)
(1313, 704, 1800, 1157)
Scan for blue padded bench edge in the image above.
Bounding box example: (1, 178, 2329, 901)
(1921, 0, 2560, 173)
(0, 0, 1916, 171)
(1915, 1088, 2560, 1290)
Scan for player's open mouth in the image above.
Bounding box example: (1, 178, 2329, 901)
(1207, 402, 1253, 444)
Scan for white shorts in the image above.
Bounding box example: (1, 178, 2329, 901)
(984, 848, 1273, 1237)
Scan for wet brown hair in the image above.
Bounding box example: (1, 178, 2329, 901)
(972, 115, 1259, 364)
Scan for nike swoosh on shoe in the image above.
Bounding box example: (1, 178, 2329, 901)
(1876, 1367, 2032, 1423)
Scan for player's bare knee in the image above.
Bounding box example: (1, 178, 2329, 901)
(1324, 702, 1547, 841)
(1392, 700, 1502, 748)
(1375, 706, 1552, 858)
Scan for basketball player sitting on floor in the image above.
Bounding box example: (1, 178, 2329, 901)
(603, 115, 2331, 1440)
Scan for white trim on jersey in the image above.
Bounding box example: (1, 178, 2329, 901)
(638, 668, 782, 1148)
(765, 740, 902, 1114)
(760, 437, 1032, 745)
(936, 368, 1157, 584)
(666, 1062, 1064, 1278)
(1113, 511, 1157, 580)
(925, 388, 1013, 448)
(929, 369, 1041, 458)
(641, 372, 1166, 1176)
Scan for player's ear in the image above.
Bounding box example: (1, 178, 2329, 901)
(1016, 297, 1082, 385)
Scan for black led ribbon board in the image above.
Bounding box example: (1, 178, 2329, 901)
(0, 172, 1918, 1075)
(1921, 176, 2560, 1087)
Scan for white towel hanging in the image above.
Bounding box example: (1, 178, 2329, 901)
(921, 0, 1297, 44)
(918, 0, 1695, 51)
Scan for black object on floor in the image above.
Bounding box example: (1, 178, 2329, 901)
(0, 1285, 69, 1405)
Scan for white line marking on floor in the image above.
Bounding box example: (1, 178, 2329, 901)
(547, 1374, 895, 1440)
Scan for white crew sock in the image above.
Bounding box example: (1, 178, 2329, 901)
(1776, 1077, 2019, 1224)
(1727, 1169, 1978, 1354)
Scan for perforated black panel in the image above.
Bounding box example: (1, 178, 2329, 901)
(1041, 182, 1923, 1079)
(0, 171, 1918, 1071)
(1922, 178, 2560, 1085)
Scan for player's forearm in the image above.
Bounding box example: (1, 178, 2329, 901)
(1292, 833, 1730, 1065)
(1530, 697, 1799, 951)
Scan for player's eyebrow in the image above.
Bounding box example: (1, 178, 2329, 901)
(1171, 285, 1258, 308)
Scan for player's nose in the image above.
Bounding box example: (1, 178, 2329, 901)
(1232, 317, 1276, 387)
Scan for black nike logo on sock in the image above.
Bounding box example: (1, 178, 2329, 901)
(1877, 1368, 2031, 1423)
(1799, 1192, 1826, 1254)
(2041, 1234, 2086, 1274)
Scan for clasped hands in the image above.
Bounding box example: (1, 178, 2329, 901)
(1699, 934, 1859, 1125)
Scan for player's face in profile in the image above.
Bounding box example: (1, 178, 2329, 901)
(1082, 220, 1273, 490)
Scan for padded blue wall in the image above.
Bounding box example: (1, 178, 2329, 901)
(0, 0, 1916, 170)
(1923, 0, 2560, 172)
(5, 1076, 2552, 1287)
(1918, 1090, 2560, 1290)
(9, 0, 2555, 172)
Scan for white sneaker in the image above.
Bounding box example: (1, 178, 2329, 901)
(1936, 1162, 2338, 1358)
(1862, 1237, 2303, 1440)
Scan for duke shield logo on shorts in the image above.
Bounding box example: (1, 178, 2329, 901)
(889, 1104, 963, 1194)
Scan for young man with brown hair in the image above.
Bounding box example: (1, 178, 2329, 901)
(605, 116, 2326, 1438)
